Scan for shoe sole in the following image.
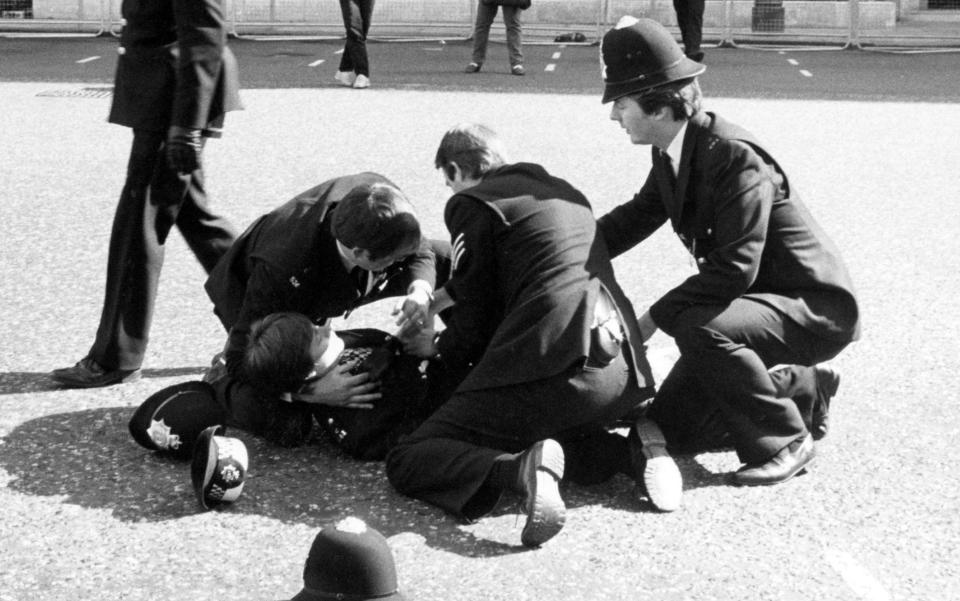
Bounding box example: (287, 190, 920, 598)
(51, 369, 142, 389)
(812, 366, 840, 441)
(635, 419, 683, 512)
(520, 439, 566, 547)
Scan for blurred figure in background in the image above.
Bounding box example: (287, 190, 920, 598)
(335, 0, 376, 88)
(464, 0, 530, 76)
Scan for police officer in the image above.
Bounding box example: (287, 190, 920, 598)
(597, 17, 860, 486)
(52, 0, 242, 388)
(386, 124, 681, 550)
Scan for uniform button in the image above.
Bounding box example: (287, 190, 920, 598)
(697, 257, 706, 264)
(119, 17, 127, 25)
(117, 46, 126, 55)
(706, 228, 712, 235)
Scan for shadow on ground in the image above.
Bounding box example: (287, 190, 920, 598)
(0, 368, 209, 395)
(0, 406, 729, 557)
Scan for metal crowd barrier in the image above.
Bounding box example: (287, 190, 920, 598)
(1, 0, 958, 50)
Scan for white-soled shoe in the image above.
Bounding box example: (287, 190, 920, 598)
(334, 70, 357, 87)
(630, 417, 683, 511)
(353, 74, 370, 89)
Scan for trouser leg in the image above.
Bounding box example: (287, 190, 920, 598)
(471, 2, 497, 64)
(89, 129, 186, 371)
(338, 0, 372, 76)
(501, 6, 523, 66)
(386, 348, 641, 520)
(661, 298, 844, 464)
(673, 0, 705, 55)
(175, 164, 237, 274)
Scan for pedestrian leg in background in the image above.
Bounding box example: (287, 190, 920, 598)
(465, 1, 498, 73)
(672, 0, 705, 61)
(501, 5, 525, 75)
(337, 0, 375, 88)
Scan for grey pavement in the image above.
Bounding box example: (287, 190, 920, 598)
(1, 77, 959, 601)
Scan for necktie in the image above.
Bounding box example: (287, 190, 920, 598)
(351, 267, 367, 294)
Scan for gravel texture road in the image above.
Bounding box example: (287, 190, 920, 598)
(1, 81, 958, 600)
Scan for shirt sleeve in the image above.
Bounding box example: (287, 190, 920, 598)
(434, 196, 502, 368)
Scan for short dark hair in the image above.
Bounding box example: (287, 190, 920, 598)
(331, 183, 422, 261)
(434, 123, 507, 181)
(630, 78, 702, 121)
(240, 312, 316, 395)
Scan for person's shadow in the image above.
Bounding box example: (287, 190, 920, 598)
(1, 406, 730, 558)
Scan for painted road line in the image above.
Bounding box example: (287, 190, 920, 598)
(76, 56, 101, 64)
(334, 49, 344, 55)
(800, 69, 813, 77)
(308, 59, 325, 67)
(551, 51, 561, 59)
(545, 64, 556, 72)
(787, 58, 799, 66)
(823, 547, 891, 601)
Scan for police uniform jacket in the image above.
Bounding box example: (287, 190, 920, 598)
(204, 172, 442, 367)
(437, 162, 655, 393)
(598, 111, 860, 343)
(108, 0, 242, 134)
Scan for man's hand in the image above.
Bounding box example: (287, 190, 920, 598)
(292, 361, 381, 409)
(401, 327, 439, 359)
(393, 281, 433, 336)
(166, 126, 204, 174)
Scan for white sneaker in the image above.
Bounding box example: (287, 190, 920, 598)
(353, 74, 370, 89)
(334, 70, 356, 87)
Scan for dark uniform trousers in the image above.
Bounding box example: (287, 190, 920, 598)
(89, 129, 236, 371)
(385, 343, 646, 521)
(673, 0, 705, 56)
(647, 296, 851, 465)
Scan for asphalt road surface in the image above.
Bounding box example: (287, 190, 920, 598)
(1, 32, 959, 601)
(1, 34, 959, 102)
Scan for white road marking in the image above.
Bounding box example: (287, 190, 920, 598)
(334, 49, 344, 55)
(823, 547, 891, 601)
(76, 56, 100, 64)
(545, 64, 556, 72)
(787, 58, 799, 66)
(800, 69, 813, 77)
(308, 59, 325, 67)
(551, 51, 561, 59)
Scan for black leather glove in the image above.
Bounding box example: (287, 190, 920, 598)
(166, 126, 203, 174)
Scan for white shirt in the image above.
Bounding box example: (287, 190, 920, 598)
(663, 120, 689, 177)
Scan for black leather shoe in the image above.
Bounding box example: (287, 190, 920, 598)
(731, 434, 815, 486)
(464, 62, 481, 73)
(811, 365, 840, 441)
(51, 357, 141, 389)
(687, 51, 705, 62)
(629, 418, 682, 511)
(517, 439, 565, 547)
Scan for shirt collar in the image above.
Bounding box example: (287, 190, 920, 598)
(664, 120, 689, 176)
